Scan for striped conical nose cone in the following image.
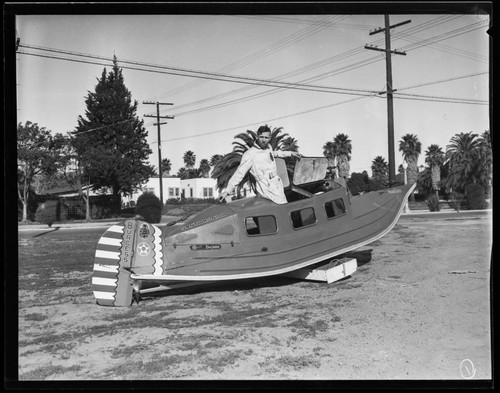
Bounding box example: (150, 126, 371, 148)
(92, 223, 134, 307)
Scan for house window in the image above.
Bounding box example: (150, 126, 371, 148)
(203, 187, 213, 198)
(291, 207, 316, 229)
(325, 198, 346, 218)
(245, 215, 277, 236)
(168, 188, 181, 198)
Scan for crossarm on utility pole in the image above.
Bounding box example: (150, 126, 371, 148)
(143, 101, 174, 205)
(364, 16, 411, 185)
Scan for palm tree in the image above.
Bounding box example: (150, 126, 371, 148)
(371, 156, 388, 189)
(209, 154, 223, 167)
(323, 133, 352, 179)
(334, 133, 352, 179)
(322, 140, 336, 169)
(161, 158, 172, 177)
(424, 144, 445, 197)
(399, 133, 421, 201)
(444, 131, 490, 194)
(198, 158, 211, 178)
(478, 130, 492, 195)
(281, 136, 299, 152)
(212, 126, 290, 195)
(183, 150, 196, 169)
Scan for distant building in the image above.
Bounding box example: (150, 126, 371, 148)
(40, 184, 111, 198)
(122, 176, 220, 205)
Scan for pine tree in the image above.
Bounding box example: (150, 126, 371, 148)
(71, 57, 154, 208)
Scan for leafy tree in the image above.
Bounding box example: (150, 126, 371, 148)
(212, 126, 292, 195)
(17, 121, 68, 222)
(198, 159, 211, 178)
(416, 166, 434, 196)
(183, 150, 196, 169)
(35, 200, 60, 227)
(424, 144, 445, 197)
(371, 156, 388, 189)
(347, 171, 375, 196)
(399, 133, 421, 201)
(466, 183, 487, 209)
(136, 192, 162, 223)
(71, 57, 154, 208)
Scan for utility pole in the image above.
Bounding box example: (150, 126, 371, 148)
(365, 16, 410, 185)
(143, 101, 174, 205)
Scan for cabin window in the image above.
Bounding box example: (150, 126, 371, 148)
(291, 207, 316, 229)
(325, 198, 346, 218)
(245, 215, 277, 236)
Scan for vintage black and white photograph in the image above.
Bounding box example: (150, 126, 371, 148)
(7, 1, 492, 385)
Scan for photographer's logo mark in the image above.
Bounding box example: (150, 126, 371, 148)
(460, 359, 476, 379)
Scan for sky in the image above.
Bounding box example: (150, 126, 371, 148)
(14, 4, 490, 178)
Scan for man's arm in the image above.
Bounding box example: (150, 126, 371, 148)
(274, 150, 302, 159)
(219, 151, 254, 201)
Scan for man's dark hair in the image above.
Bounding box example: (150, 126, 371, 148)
(257, 125, 271, 135)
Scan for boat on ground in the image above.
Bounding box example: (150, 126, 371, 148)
(92, 157, 415, 306)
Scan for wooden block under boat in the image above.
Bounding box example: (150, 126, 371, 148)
(283, 257, 357, 284)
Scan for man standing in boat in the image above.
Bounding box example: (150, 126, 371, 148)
(219, 125, 302, 204)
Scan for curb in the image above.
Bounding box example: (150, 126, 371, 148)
(17, 216, 181, 231)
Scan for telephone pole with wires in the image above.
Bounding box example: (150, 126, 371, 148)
(143, 101, 174, 205)
(365, 16, 411, 185)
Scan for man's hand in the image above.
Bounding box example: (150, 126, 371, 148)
(218, 191, 229, 203)
(292, 152, 302, 160)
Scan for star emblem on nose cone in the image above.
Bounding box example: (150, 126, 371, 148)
(137, 242, 151, 256)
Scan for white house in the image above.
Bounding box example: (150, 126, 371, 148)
(122, 175, 259, 206)
(122, 176, 218, 205)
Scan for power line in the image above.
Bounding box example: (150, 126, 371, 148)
(18, 46, 380, 96)
(170, 19, 489, 118)
(396, 71, 488, 92)
(19, 47, 487, 137)
(158, 96, 370, 143)
(18, 15, 488, 135)
(163, 15, 343, 98)
(393, 92, 487, 105)
(70, 119, 136, 135)
(169, 17, 455, 114)
(233, 15, 376, 30)
(18, 16, 488, 120)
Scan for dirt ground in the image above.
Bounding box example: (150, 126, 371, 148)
(15, 212, 492, 383)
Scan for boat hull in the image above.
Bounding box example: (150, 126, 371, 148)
(137, 183, 413, 281)
(92, 183, 414, 305)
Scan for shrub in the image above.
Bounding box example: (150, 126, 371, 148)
(466, 183, 486, 210)
(35, 200, 60, 227)
(136, 192, 162, 223)
(426, 193, 440, 212)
